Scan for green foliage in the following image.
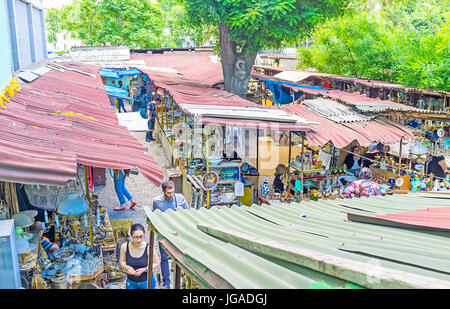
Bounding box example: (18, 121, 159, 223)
(178, 0, 350, 53)
(159, 0, 216, 47)
(297, 0, 450, 92)
(46, 0, 165, 49)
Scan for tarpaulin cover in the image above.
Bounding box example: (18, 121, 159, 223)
(100, 68, 142, 79)
(99, 69, 120, 79)
(262, 80, 327, 105)
(0, 63, 163, 187)
(104, 84, 132, 100)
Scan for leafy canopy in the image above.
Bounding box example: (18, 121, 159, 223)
(159, 0, 216, 47)
(297, 0, 450, 91)
(45, 0, 165, 49)
(178, 0, 350, 53)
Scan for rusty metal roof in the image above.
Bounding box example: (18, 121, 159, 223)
(0, 63, 163, 186)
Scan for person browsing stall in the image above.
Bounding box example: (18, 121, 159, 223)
(273, 164, 287, 195)
(343, 145, 370, 177)
(426, 155, 449, 180)
(152, 180, 189, 289)
(29, 221, 59, 254)
(120, 223, 159, 289)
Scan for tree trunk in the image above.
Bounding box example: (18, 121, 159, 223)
(219, 23, 258, 98)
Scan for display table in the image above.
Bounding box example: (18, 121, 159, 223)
(371, 167, 411, 191)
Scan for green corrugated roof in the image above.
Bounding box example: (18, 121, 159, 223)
(144, 193, 450, 289)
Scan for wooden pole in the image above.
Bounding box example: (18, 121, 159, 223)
(175, 264, 181, 289)
(171, 96, 175, 144)
(256, 128, 259, 172)
(84, 165, 90, 204)
(147, 224, 155, 289)
(300, 133, 305, 200)
(205, 125, 210, 208)
(89, 224, 94, 247)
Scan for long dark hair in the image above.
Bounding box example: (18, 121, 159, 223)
(130, 223, 145, 236)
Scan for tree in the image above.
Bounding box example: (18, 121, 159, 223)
(296, 0, 450, 91)
(178, 0, 349, 97)
(297, 13, 399, 81)
(159, 0, 216, 47)
(47, 0, 166, 49)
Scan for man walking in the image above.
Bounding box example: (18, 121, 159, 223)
(146, 98, 157, 142)
(117, 80, 128, 113)
(152, 180, 189, 289)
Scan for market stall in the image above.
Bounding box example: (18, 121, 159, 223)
(0, 165, 130, 289)
(170, 104, 315, 209)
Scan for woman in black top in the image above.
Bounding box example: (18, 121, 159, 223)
(273, 164, 287, 195)
(120, 224, 159, 289)
(223, 143, 242, 162)
(343, 145, 370, 177)
(426, 155, 448, 180)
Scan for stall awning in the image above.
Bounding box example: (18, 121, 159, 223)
(0, 63, 163, 186)
(179, 104, 316, 131)
(137, 67, 257, 108)
(131, 53, 223, 87)
(281, 104, 415, 148)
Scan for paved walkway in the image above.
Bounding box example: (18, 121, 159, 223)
(94, 128, 174, 288)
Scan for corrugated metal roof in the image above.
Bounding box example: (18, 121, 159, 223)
(297, 87, 420, 113)
(179, 104, 317, 125)
(131, 53, 224, 87)
(144, 193, 450, 288)
(349, 206, 450, 231)
(280, 104, 415, 147)
(137, 67, 257, 109)
(301, 98, 375, 123)
(0, 64, 164, 186)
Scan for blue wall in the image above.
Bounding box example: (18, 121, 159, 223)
(0, 0, 14, 88)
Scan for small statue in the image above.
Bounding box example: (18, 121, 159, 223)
(433, 180, 441, 192)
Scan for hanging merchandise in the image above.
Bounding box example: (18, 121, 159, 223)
(202, 172, 219, 191)
(226, 125, 243, 149)
(234, 181, 244, 197)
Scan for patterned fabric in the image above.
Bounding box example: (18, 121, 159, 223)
(41, 236, 54, 252)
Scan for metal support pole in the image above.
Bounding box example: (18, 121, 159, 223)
(206, 125, 210, 208)
(287, 131, 292, 194)
(185, 112, 189, 173)
(147, 224, 155, 289)
(300, 133, 305, 200)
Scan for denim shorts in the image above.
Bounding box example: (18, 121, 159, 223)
(126, 276, 156, 289)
